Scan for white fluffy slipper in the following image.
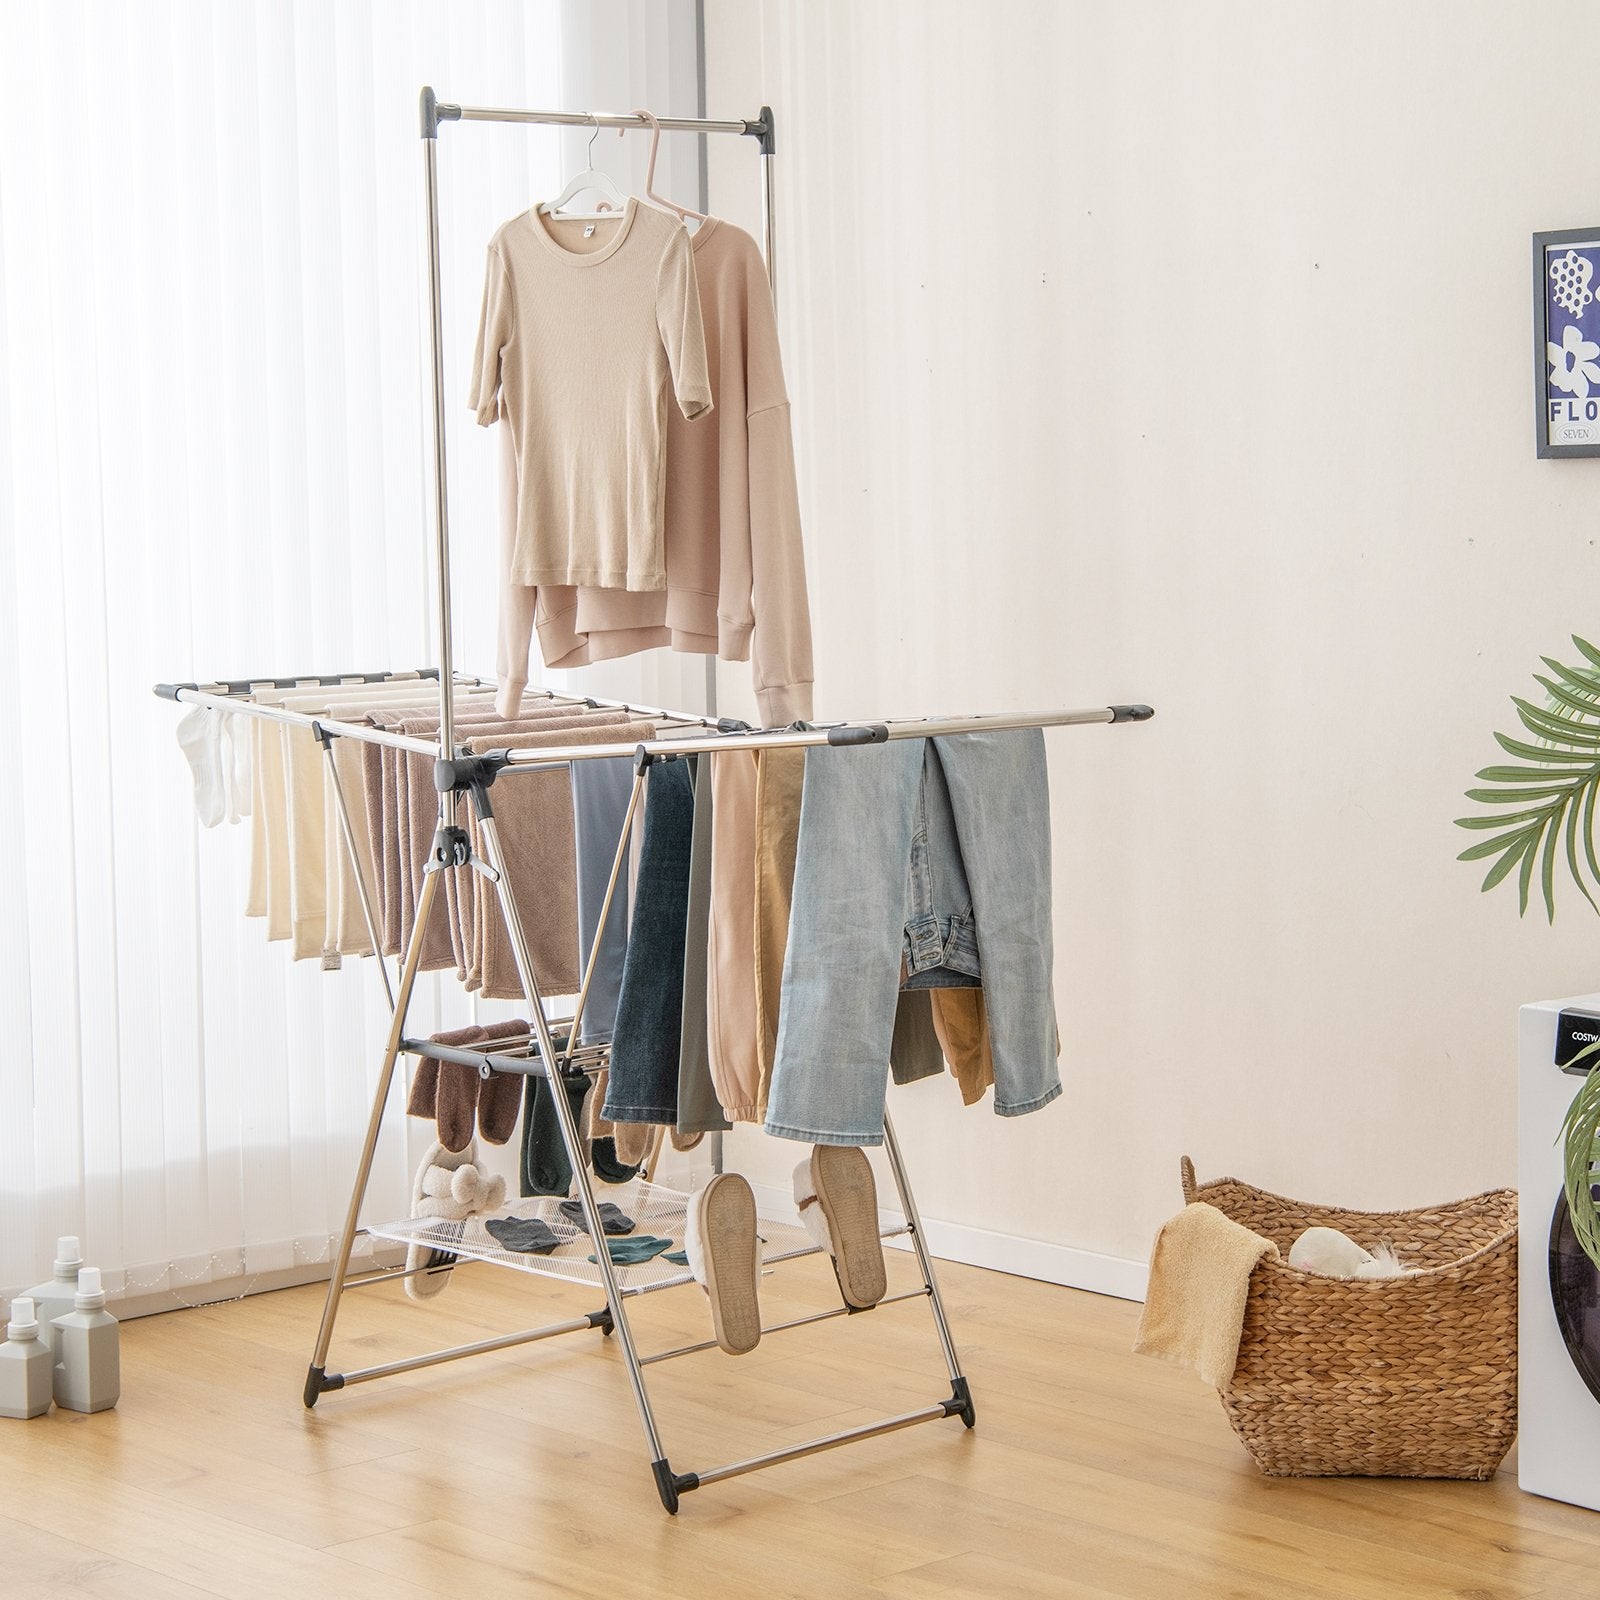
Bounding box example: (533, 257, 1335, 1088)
(685, 1174, 762, 1355)
(404, 1139, 488, 1301)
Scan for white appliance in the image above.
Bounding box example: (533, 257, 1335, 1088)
(1519, 992, 1600, 1510)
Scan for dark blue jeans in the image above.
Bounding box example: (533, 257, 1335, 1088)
(602, 758, 694, 1124)
(571, 756, 635, 1046)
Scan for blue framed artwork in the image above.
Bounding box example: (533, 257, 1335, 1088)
(1536, 228, 1600, 458)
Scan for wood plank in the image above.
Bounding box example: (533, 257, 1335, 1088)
(9, 1261, 1600, 1599)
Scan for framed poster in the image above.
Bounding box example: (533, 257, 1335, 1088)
(1536, 227, 1600, 458)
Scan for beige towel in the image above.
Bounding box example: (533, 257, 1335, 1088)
(1133, 1202, 1279, 1390)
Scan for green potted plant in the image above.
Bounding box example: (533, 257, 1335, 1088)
(1456, 635, 1600, 1264)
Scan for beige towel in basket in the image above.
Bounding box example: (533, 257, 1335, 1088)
(1134, 1202, 1279, 1390)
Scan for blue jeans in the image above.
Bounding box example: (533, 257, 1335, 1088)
(765, 730, 1058, 1145)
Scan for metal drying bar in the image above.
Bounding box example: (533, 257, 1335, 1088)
(154, 83, 1157, 1518)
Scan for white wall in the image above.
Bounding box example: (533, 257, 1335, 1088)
(675, 1, 1600, 1280)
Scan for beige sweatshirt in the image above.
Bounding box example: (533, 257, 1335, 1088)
(470, 199, 712, 591)
(496, 216, 814, 726)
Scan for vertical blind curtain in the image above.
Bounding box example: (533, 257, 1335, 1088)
(0, 0, 701, 1306)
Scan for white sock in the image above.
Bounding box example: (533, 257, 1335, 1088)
(176, 708, 225, 827)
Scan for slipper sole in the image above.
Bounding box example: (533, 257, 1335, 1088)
(811, 1145, 887, 1309)
(405, 1140, 472, 1301)
(698, 1174, 761, 1355)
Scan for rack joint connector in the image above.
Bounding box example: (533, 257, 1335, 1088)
(650, 1457, 699, 1514)
(429, 824, 473, 872)
(744, 104, 776, 155)
(303, 1364, 345, 1409)
(942, 1376, 976, 1429)
(434, 750, 509, 795)
(420, 87, 460, 139)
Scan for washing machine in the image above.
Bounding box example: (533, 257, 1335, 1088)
(1519, 992, 1600, 1511)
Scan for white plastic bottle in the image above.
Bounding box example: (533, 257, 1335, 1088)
(52, 1266, 120, 1414)
(0, 1298, 54, 1419)
(25, 1235, 83, 1361)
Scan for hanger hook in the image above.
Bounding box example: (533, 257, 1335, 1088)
(585, 116, 600, 167)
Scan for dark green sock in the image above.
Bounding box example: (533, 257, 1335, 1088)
(519, 1071, 590, 1197)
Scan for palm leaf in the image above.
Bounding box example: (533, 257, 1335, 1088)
(1457, 825, 1547, 862)
(1533, 676, 1600, 720)
(1562, 1047, 1600, 1271)
(1513, 699, 1600, 745)
(1491, 736, 1600, 765)
(1565, 793, 1600, 915)
(1454, 808, 1561, 830)
(1456, 638, 1600, 918)
(1538, 656, 1600, 698)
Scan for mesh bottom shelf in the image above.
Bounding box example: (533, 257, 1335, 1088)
(364, 1177, 904, 1297)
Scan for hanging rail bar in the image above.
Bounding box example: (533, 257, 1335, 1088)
(397, 1035, 612, 1080)
(495, 704, 1155, 768)
(154, 685, 1154, 764)
(684, 1401, 962, 1491)
(333, 1311, 610, 1387)
(154, 667, 446, 699)
(639, 1288, 930, 1366)
(436, 103, 762, 139)
(517, 683, 729, 732)
(150, 692, 456, 756)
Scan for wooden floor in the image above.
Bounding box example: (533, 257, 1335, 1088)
(6, 1248, 1600, 1599)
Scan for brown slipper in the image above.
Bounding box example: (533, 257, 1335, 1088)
(690, 1173, 761, 1355)
(810, 1145, 887, 1309)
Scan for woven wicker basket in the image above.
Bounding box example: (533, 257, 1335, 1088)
(1180, 1156, 1518, 1479)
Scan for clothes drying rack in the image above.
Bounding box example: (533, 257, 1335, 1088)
(153, 88, 1155, 1513)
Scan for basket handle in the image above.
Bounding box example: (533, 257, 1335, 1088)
(1180, 1155, 1198, 1204)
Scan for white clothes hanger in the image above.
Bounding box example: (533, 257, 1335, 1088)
(622, 107, 707, 225)
(538, 119, 627, 219)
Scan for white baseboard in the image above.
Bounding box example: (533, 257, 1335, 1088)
(748, 1182, 1147, 1304)
(110, 1242, 407, 1322)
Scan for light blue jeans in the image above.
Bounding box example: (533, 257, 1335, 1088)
(764, 729, 1059, 1145)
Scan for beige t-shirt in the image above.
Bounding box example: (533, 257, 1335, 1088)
(495, 218, 815, 725)
(470, 199, 713, 592)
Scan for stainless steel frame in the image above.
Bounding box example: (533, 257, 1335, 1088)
(151, 81, 1156, 1515)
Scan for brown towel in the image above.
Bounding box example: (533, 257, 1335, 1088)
(447, 712, 637, 989)
(474, 1019, 530, 1144)
(395, 708, 613, 972)
(1133, 1202, 1279, 1390)
(408, 1023, 485, 1153)
(374, 705, 627, 970)
(437, 707, 624, 981)
(467, 718, 657, 1000)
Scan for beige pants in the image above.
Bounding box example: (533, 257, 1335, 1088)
(753, 748, 806, 1118)
(707, 750, 761, 1119)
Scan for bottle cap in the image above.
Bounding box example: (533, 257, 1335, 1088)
(7, 1298, 37, 1339)
(73, 1267, 105, 1311)
(55, 1236, 83, 1275)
